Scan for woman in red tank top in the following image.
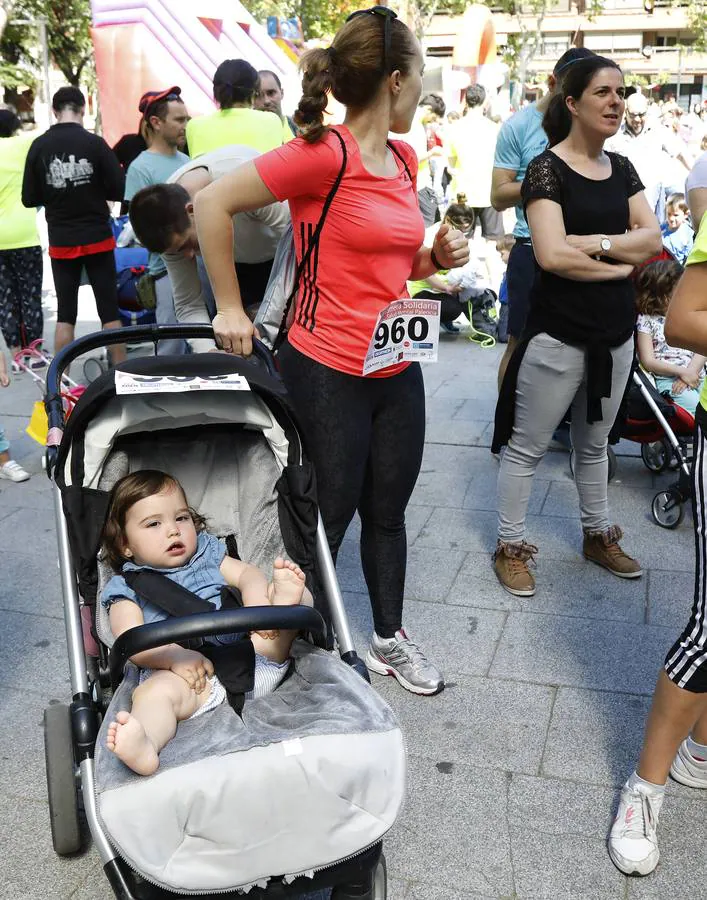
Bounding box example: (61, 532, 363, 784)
(193, 8, 469, 695)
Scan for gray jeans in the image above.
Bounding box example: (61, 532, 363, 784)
(497, 333, 633, 542)
(155, 274, 188, 356)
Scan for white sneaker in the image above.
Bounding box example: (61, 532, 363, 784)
(0, 460, 30, 482)
(670, 740, 707, 788)
(608, 782, 661, 876)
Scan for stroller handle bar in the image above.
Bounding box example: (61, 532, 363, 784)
(109, 605, 327, 688)
(44, 325, 277, 470)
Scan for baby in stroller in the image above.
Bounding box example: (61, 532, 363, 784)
(101, 469, 308, 775)
(636, 258, 706, 416)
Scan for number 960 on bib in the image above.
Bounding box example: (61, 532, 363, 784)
(363, 298, 441, 376)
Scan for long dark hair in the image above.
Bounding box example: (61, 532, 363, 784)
(294, 14, 418, 143)
(543, 55, 621, 147)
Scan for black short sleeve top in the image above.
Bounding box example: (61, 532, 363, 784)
(521, 149, 644, 345)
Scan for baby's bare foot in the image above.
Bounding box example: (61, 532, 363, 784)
(268, 557, 306, 607)
(106, 710, 159, 776)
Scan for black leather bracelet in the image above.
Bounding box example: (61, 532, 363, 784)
(430, 247, 444, 271)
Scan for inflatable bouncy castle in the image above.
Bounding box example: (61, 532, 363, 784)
(91, 0, 299, 147)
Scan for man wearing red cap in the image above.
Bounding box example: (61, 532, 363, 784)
(125, 88, 190, 354)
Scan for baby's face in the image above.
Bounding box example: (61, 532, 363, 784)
(667, 207, 687, 232)
(500, 248, 511, 265)
(122, 486, 198, 569)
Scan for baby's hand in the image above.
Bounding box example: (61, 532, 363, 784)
(169, 648, 214, 694)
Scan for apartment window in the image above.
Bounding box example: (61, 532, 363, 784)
(585, 32, 642, 53)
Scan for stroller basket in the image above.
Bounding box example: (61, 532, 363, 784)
(43, 326, 402, 899)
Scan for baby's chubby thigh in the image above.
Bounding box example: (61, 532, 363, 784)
(135, 669, 213, 721)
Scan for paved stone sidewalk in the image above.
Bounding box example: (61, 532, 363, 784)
(1, 304, 706, 899)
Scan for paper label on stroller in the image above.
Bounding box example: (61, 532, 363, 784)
(363, 298, 440, 376)
(115, 372, 250, 395)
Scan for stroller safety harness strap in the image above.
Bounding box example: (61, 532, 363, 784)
(123, 570, 254, 712)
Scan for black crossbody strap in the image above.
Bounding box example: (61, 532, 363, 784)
(273, 127, 348, 350)
(387, 140, 414, 184)
(123, 569, 243, 618)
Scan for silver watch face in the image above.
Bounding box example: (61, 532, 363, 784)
(601, 238, 611, 252)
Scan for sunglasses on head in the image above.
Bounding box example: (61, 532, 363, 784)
(346, 6, 398, 74)
(141, 91, 182, 118)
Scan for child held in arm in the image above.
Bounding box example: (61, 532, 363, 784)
(661, 193, 694, 264)
(101, 470, 308, 775)
(636, 259, 705, 415)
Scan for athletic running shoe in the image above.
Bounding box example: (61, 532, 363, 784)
(607, 781, 661, 876)
(670, 739, 707, 788)
(0, 460, 30, 482)
(365, 629, 444, 695)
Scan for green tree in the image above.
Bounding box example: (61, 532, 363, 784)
(241, 0, 354, 41)
(2, 0, 92, 86)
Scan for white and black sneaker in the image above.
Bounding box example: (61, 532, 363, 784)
(365, 629, 444, 695)
(0, 460, 30, 483)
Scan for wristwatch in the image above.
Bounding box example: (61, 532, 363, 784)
(600, 236, 612, 253)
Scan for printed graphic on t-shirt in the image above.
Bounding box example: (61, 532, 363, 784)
(45, 154, 94, 189)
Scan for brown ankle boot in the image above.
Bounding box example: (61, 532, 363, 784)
(493, 539, 538, 596)
(583, 526, 642, 579)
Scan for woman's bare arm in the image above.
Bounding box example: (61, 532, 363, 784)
(527, 199, 634, 282)
(566, 192, 661, 265)
(665, 263, 707, 356)
(193, 161, 278, 356)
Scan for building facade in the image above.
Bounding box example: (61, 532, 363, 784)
(427, 0, 707, 108)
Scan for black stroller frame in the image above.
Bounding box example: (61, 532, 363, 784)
(43, 325, 387, 900)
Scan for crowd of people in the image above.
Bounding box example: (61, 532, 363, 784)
(2, 4, 707, 882)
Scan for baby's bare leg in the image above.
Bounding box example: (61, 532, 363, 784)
(106, 671, 207, 775)
(250, 559, 307, 663)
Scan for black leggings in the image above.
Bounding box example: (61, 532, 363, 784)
(51, 250, 119, 326)
(278, 342, 426, 638)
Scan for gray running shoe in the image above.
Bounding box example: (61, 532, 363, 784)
(670, 739, 707, 788)
(365, 629, 444, 695)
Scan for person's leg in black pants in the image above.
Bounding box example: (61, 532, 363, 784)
(83, 251, 125, 364)
(277, 342, 443, 694)
(50, 256, 82, 358)
(358, 363, 425, 637)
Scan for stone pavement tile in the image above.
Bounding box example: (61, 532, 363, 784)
(0, 688, 60, 804)
(424, 397, 466, 423)
(508, 775, 626, 899)
(344, 594, 506, 679)
(0, 468, 54, 510)
(336, 540, 466, 604)
(447, 554, 647, 623)
(385, 755, 514, 897)
(489, 612, 674, 694)
(425, 418, 492, 447)
(411, 469, 472, 508)
(365, 672, 554, 776)
(626, 795, 707, 898)
(405, 882, 501, 899)
(463, 475, 550, 516)
(647, 568, 694, 628)
(542, 687, 651, 788)
(542, 481, 670, 531)
(0, 608, 71, 696)
(0, 794, 96, 899)
(421, 440, 495, 472)
(542, 686, 707, 805)
(415, 507, 497, 553)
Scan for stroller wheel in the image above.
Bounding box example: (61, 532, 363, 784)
(44, 703, 81, 855)
(652, 490, 685, 529)
(641, 439, 670, 473)
(331, 853, 387, 900)
(569, 446, 616, 482)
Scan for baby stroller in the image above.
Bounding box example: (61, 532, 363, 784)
(42, 324, 402, 899)
(623, 368, 693, 529)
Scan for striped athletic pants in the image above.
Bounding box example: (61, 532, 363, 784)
(664, 404, 707, 692)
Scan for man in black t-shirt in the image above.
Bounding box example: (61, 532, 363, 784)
(22, 87, 126, 363)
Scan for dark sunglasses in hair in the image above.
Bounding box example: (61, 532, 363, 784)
(139, 90, 182, 119)
(346, 6, 398, 74)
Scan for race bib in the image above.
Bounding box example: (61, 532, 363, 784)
(115, 371, 250, 395)
(363, 298, 441, 376)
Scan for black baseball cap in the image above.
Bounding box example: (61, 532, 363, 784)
(213, 59, 259, 92)
(553, 47, 596, 76)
